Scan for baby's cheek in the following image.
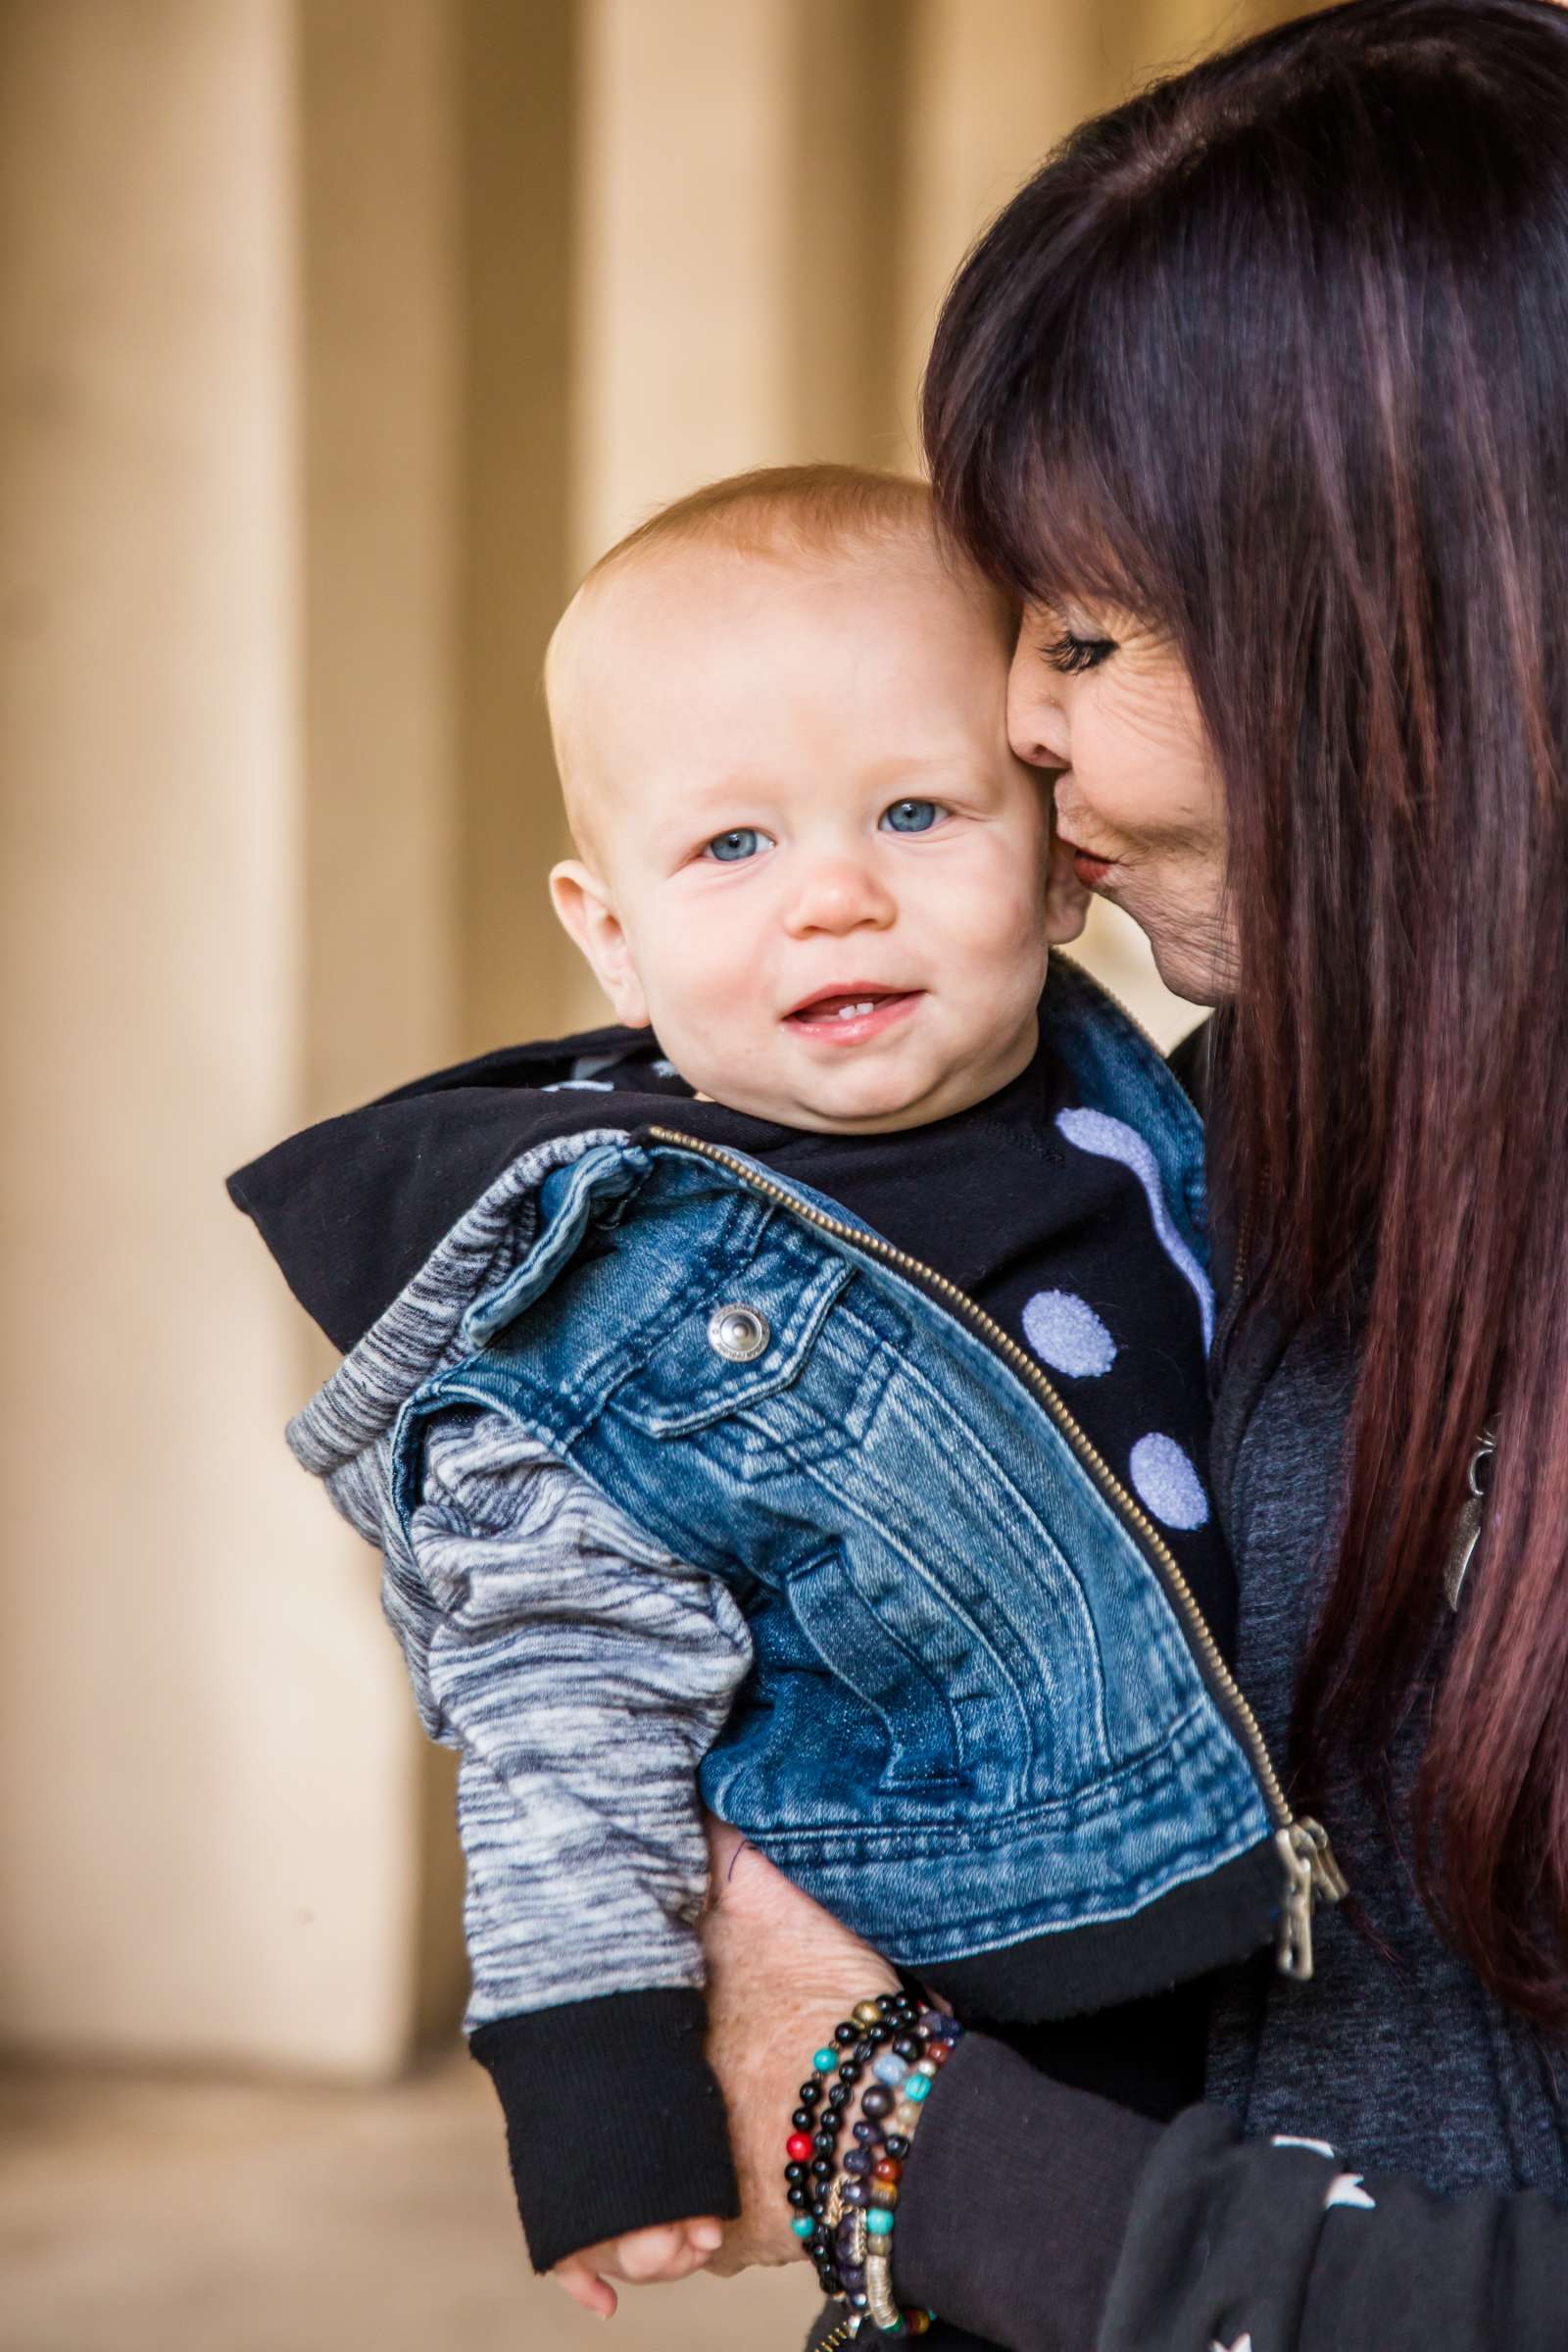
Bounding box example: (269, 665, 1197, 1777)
(644, 935, 746, 1041)
(984, 852, 1055, 965)
(657, 960, 769, 1092)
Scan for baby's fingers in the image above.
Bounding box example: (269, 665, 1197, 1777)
(614, 2219, 721, 2281)
(552, 2254, 617, 2320)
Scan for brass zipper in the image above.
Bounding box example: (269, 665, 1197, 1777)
(647, 1123, 1346, 1975)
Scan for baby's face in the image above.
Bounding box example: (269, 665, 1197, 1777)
(554, 542, 1066, 1133)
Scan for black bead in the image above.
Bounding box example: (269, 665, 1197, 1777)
(884, 2132, 910, 2159)
(841, 2180, 869, 2207)
(837, 2060, 862, 2086)
(860, 2085, 892, 2120)
(812, 2130, 836, 2155)
(850, 2291, 870, 2311)
(809, 2156, 834, 2177)
(793, 2108, 814, 2132)
(826, 2082, 851, 2108)
(867, 2023, 892, 2045)
(787, 2186, 809, 2210)
(785, 2161, 808, 2183)
(877, 1992, 899, 2016)
(819, 2112, 843, 2136)
(892, 2034, 919, 2060)
(833, 2021, 858, 2046)
(798, 2080, 823, 2105)
(852, 2119, 881, 2145)
(809, 2226, 831, 2250)
(853, 2037, 874, 2063)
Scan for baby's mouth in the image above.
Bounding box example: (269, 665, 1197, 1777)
(783, 987, 922, 1044)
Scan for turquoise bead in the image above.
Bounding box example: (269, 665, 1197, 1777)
(813, 2046, 837, 2074)
(792, 2217, 815, 2240)
(903, 2073, 931, 2102)
(866, 2209, 896, 2237)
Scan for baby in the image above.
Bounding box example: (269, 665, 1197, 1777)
(231, 466, 1315, 2328)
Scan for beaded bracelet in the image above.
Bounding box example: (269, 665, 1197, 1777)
(782, 1989, 961, 2337)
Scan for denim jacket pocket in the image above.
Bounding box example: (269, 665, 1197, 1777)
(612, 1242, 857, 1442)
(783, 1546, 965, 1793)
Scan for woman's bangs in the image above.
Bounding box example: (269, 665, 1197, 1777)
(930, 288, 1171, 628)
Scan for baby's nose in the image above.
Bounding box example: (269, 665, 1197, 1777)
(787, 856, 896, 935)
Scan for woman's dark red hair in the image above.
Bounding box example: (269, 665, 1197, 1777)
(925, 0, 1568, 2032)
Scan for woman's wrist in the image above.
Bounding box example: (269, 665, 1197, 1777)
(779, 1988, 963, 2335)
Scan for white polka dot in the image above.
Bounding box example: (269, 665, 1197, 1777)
(1021, 1291, 1118, 1378)
(1129, 1434, 1210, 1530)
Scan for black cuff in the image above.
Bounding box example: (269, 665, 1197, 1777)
(894, 2034, 1162, 2352)
(469, 1986, 739, 2273)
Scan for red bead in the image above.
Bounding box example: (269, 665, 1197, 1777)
(926, 2040, 951, 2066)
(786, 2132, 813, 2162)
(873, 2157, 903, 2182)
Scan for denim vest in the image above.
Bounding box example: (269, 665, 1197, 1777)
(391, 966, 1304, 2016)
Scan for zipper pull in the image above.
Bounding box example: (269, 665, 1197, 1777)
(1298, 1814, 1348, 1905)
(1275, 1826, 1317, 1980)
(1274, 1820, 1348, 1981)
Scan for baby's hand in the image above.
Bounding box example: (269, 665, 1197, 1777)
(551, 2218, 726, 2318)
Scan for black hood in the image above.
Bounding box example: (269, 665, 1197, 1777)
(226, 1022, 699, 1356)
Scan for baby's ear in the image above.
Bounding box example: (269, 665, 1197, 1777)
(549, 861, 652, 1030)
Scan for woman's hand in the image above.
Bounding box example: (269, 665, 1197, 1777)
(699, 1815, 901, 2277)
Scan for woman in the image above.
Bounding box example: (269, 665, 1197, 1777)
(697, 3, 1568, 2342)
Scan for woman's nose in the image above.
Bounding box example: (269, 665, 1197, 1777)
(785, 855, 896, 937)
(1007, 649, 1069, 770)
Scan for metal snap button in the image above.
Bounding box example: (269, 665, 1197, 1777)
(708, 1302, 771, 1362)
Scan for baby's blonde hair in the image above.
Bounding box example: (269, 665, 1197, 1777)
(546, 464, 1006, 861)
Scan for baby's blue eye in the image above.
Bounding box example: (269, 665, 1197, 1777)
(880, 799, 945, 834)
(703, 828, 773, 862)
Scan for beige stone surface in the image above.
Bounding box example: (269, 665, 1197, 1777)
(0, 2057, 816, 2352)
(0, 0, 425, 2079)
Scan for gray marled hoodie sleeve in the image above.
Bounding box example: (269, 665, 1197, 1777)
(384, 1405, 755, 2268)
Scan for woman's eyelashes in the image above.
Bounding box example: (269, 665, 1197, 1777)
(1039, 629, 1116, 676)
(702, 826, 776, 862)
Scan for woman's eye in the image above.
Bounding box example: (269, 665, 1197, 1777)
(702, 828, 774, 862)
(1040, 630, 1116, 676)
(879, 799, 948, 834)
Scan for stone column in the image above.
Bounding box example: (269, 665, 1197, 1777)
(0, 0, 423, 2075)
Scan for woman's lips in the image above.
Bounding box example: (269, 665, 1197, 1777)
(1071, 850, 1117, 888)
(1058, 834, 1119, 888)
(783, 989, 921, 1046)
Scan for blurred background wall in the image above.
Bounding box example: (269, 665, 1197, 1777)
(0, 0, 1298, 2091)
